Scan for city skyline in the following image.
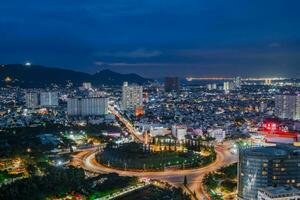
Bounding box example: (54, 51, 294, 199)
(2, 1, 300, 200)
(1, 1, 300, 77)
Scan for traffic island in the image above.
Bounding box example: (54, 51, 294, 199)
(96, 142, 216, 171)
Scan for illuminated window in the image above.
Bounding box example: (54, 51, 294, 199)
(262, 163, 268, 167)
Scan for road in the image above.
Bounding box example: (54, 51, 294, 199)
(108, 106, 144, 142)
(96, 183, 150, 200)
(72, 142, 237, 200)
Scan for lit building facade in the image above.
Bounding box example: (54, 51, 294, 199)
(67, 97, 108, 116)
(265, 79, 272, 85)
(275, 95, 300, 120)
(260, 119, 299, 144)
(234, 76, 242, 89)
(207, 128, 226, 142)
(223, 81, 234, 91)
(207, 83, 217, 90)
(238, 145, 300, 200)
(122, 82, 143, 111)
(40, 92, 58, 107)
(82, 82, 92, 90)
(25, 92, 39, 108)
(171, 125, 187, 140)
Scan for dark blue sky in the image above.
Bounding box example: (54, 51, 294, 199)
(1, 0, 300, 78)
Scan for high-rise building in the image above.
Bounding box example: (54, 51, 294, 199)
(260, 102, 267, 113)
(67, 98, 81, 116)
(234, 76, 242, 89)
(122, 82, 143, 111)
(223, 82, 232, 91)
(25, 92, 39, 108)
(207, 84, 217, 90)
(81, 97, 108, 116)
(265, 79, 272, 85)
(275, 95, 300, 120)
(164, 77, 180, 92)
(40, 92, 59, 107)
(67, 97, 108, 116)
(238, 145, 300, 200)
(82, 82, 92, 90)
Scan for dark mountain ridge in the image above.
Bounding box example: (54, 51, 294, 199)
(0, 64, 151, 88)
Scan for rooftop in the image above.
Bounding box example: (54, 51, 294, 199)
(259, 185, 300, 197)
(240, 144, 300, 157)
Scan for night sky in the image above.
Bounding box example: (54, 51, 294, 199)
(1, 0, 300, 78)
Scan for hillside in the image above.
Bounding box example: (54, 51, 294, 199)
(0, 64, 151, 88)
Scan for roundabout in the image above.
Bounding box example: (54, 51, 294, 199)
(96, 142, 215, 171)
(73, 142, 237, 200)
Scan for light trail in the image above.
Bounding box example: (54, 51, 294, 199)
(108, 106, 144, 142)
(72, 142, 238, 200)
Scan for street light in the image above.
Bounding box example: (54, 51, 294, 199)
(57, 160, 63, 166)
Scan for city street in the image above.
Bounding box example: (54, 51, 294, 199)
(96, 183, 150, 200)
(108, 106, 144, 142)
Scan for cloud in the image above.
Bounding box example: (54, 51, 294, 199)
(95, 61, 171, 67)
(94, 61, 106, 65)
(95, 48, 162, 58)
(269, 42, 281, 48)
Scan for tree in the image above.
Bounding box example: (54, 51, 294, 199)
(183, 175, 188, 186)
(26, 164, 37, 176)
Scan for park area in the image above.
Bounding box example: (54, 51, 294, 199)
(203, 163, 238, 200)
(96, 142, 215, 171)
